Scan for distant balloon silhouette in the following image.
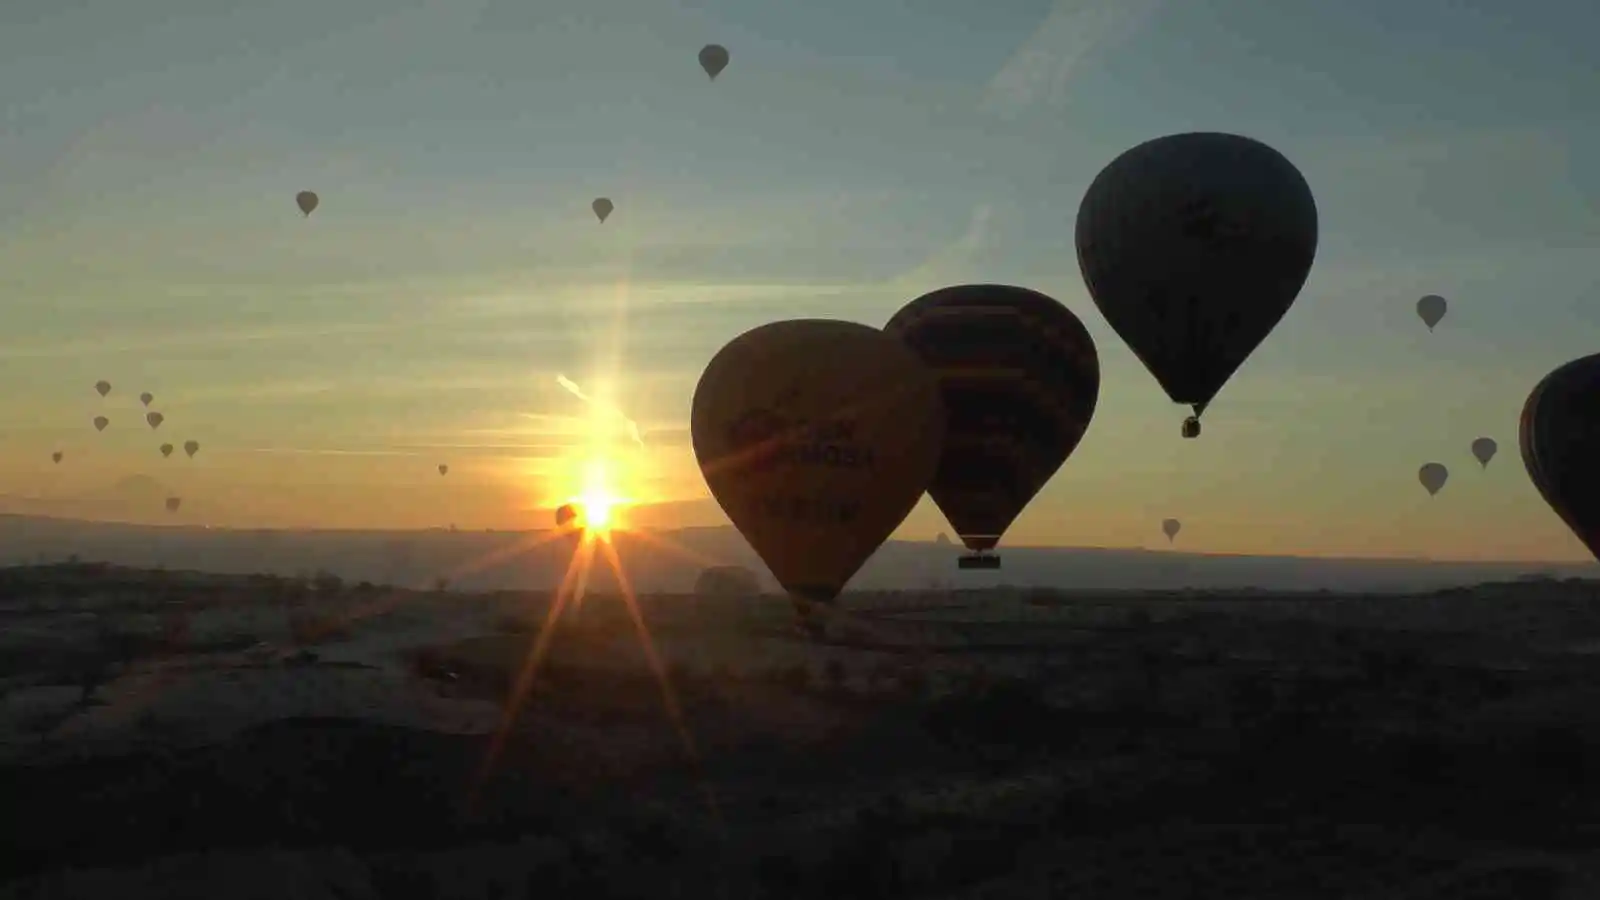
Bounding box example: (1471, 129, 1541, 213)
(1419, 462, 1448, 496)
(51, 451, 62, 464)
(94, 380, 111, 398)
(1417, 295, 1447, 330)
(139, 392, 154, 407)
(691, 319, 944, 623)
(885, 284, 1099, 568)
(1471, 437, 1497, 468)
(555, 503, 578, 529)
(184, 440, 199, 458)
(935, 532, 952, 547)
(592, 198, 613, 223)
(160, 443, 174, 458)
(698, 44, 729, 79)
(1162, 518, 1181, 542)
(93, 416, 108, 432)
(146, 412, 163, 430)
(165, 497, 181, 513)
(1521, 353, 1600, 561)
(296, 191, 318, 217)
(1076, 132, 1318, 439)
(438, 464, 448, 476)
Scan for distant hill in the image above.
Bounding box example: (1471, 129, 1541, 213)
(0, 513, 1589, 595)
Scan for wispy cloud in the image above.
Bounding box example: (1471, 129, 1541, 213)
(979, 0, 1163, 119)
(889, 203, 995, 290)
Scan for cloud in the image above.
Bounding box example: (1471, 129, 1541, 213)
(888, 203, 994, 290)
(979, 0, 1162, 119)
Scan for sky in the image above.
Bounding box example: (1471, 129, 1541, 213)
(0, 0, 1596, 561)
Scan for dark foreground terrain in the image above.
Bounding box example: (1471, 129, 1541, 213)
(4, 565, 1600, 897)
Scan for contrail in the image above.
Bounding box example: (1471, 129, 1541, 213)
(556, 375, 645, 446)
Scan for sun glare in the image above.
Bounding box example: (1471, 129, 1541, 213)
(572, 459, 625, 534)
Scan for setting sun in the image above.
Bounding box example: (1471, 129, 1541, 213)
(571, 459, 625, 534)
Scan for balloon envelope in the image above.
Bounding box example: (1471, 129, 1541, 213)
(1419, 462, 1448, 495)
(1076, 132, 1318, 425)
(555, 503, 578, 528)
(1162, 518, 1181, 540)
(884, 284, 1098, 553)
(165, 497, 181, 512)
(52, 452, 62, 464)
(139, 392, 154, 407)
(1417, 295, 1447, 330)
(592, 198, 613, 222)
(698, 44, 729, 79)
(1521, 353, 1600, 560)
(691, 319, 943, 604)
(146, 412, 163, 429)
(296, 191, 318, 216)
(1471, 437, 1497, 468)
(95, 381, 111, 398)
(93, 416, 108, 432)
(183, 440, 199, 458)
(438, 464, 448, 476)
(160, 444, 174, 457)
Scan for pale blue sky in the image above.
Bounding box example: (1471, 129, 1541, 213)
(0, 0, 1596, 560)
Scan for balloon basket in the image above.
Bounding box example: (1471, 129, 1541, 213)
(1182, 417, 1201, 439)
(958, 554, 1000, 570)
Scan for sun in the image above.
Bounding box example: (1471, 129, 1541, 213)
(570, 458, 626, 535)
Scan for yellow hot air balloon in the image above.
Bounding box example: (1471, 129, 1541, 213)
(690, 319, 944, 617)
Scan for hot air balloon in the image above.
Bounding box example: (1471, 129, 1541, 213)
(1417, 295, 1447, 331)
(1076, 132, 1318, 438)
(438, 464, 448, 476)
(139, 392, 154, 407)
(1521, 353, 1600, 561)
(699, 44, 729, 80)
(884, 284, 1099, 569)
(165, 497, 181, 513)
(160, 443, 174, 458)
(691, 319, 944, 629)
(93, 416, 108, 432)
(1162, 518, 1181, 542)
(146, 412, 163, 429)
(1471, 437, 1497, 468)
(555, 503, 578, 528)
(94, 380, 111, 398)
(296, 191, 318, 216)
(51, 451, 63, 464)
(184, 440, 199, 458)
(1419, 462, 1448, 496)
(592, 198, 613, 223)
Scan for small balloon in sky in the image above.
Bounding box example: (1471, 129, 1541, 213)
(184, 440, 199, 458)
(95, 380, 111, 398)
(592, 197, 614, 223)
(699, 44, 729, 80)
(1419, 462, 1448, 496)
(139, 392, 154, 407)
(166, 497, 181, 513)
(1416, 294, 1447, 330)
(160, 443, 174, 458)
(1162, 518, 1181, 541)
(146, 411, 164, 429)
(555, 503, 578, 529)
(52, 451, 63, 464)
(296, 191, 319, 217)
(93, 416, 108, 432)
(438, 464, 448, 476)
(1471, 436, 1497, 468)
